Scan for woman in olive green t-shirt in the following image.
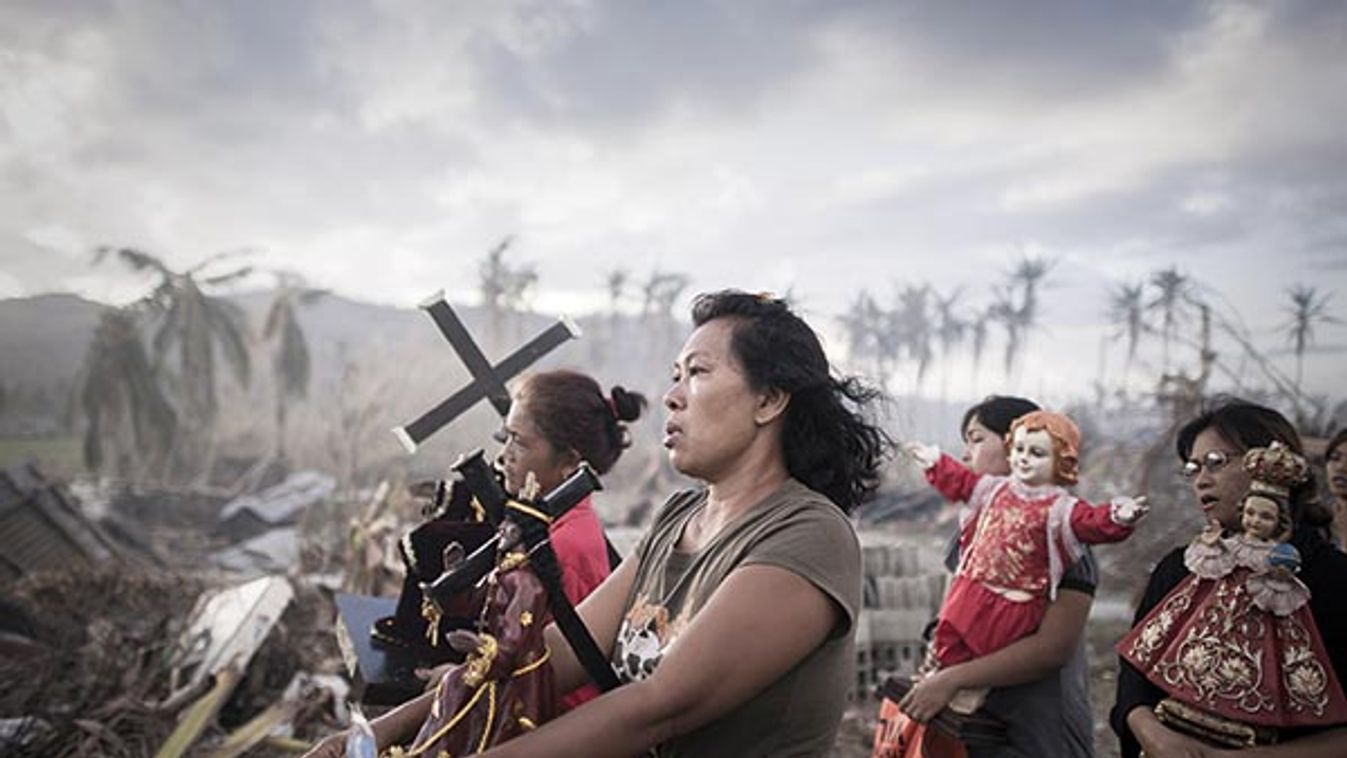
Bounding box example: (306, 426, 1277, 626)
(304, 289, 892, 758)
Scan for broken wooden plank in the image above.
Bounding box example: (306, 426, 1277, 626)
(152, 666, 242, 758)
(204, 696, 301, 758)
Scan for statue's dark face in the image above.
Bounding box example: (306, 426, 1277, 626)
(498, 520, 523, 550)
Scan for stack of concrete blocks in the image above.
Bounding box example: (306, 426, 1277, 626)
(852, 536, 948, 701)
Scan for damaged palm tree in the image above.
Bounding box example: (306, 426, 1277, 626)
(89, 247, 253, 483)
(262, 271, 326, 463)
(78, 310, 179, 479)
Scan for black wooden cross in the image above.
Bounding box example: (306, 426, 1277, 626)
(393, 291, 580, 453)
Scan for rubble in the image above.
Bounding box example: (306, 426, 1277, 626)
(216, 472, 336, 543)
(168, 577, 295, 700)
(0, 463, 127, 580)
(0, 562, 344, 758)
(212, 528, 301, 576)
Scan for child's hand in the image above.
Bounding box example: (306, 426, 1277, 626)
(447, 629, 482, 654)
(1110, 495, 1149, 526)
(897, 668, 960, 723)
(903, 442, 941, 470)
(414, 661, 455, 691)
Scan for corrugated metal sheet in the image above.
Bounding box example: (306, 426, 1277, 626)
(0, 463, 118, 578)
(0, 506, 92, 575)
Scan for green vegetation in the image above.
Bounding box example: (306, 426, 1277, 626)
(0, 436, 83, 479)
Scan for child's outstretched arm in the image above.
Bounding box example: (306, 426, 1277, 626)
(904, 442, 982, 503)
(1069, 495, 1148, 544)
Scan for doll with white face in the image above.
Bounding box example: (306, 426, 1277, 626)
(903, 409, 1147, 713)
(1007, 425, 1057, 487)
(1241, 494, 1287, 544)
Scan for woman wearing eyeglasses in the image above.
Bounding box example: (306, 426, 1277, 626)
(1110, 398, 1347, 758)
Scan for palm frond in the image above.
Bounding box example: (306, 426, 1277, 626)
(263, 299, 286, 340)
(205, 298, 252, 389)
(278, 314, 311, 399)
(200, 266, 254, 288)
(186, 247, 254, 276)
(100, 247, 173, 277)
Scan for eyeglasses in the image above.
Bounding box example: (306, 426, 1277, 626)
(1181, 450, 1233, 478)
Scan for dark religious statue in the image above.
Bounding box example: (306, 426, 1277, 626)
(386, 519, 556, 758)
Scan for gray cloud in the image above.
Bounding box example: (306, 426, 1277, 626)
(1, 0, 1345, 395)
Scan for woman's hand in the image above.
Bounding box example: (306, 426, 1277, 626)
(1128, 706, 1234, 758)
(299, 731, 347, 758)
(897, 669, 960, 723)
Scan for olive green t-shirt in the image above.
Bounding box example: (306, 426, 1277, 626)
(611, 478, 862, 757)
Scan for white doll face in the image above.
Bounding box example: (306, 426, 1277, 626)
(1241, 496, 1282, 541)
(1009, 427, 1056, 487)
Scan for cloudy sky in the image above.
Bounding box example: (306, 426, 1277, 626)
(2, 0, 1345, 402)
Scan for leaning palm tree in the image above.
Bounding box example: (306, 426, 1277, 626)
(263, 272, 326, 459)
(641, 270, 691, 319)
(1281, 284, 1339, 388)
(892, 284, 934, 393)
(78, 309, 178, 478)
(989, 285, 1021, 378)
(968, 306, 993, 393)
(477, 235, 536, 347)
(478, 236, 515, 314)
(1008, 256, 1053, 362)
(1147, 266, 1191, 373)
(95, 247, 252, 478)
(840, 290, 886, 387)
(1108, 281, 1148, 386)
(500, 263, 538, 313)
(932, 287, 965, 405)
(605, 268, 628, 316)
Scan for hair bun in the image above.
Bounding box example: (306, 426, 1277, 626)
(608, 386, 647, 423)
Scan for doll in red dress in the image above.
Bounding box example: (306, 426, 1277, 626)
(1117, 442, 1347, 745)
(906, 410, 1148, 712)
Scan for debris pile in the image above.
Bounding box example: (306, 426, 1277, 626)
(0, 565, 348, 758)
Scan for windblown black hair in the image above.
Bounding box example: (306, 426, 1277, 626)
(690, 290, 894, 513)
(960, 395, 1040, 439)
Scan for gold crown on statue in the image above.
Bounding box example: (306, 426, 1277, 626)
(1242, 441, 1310, 499)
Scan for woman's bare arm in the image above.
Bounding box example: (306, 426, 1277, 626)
(542, 551, 638, 694)
(900, 588, 1090, 721)
(945, 586, 1091, 686)
(303, 554, 638, 758)
(300, 691, 433, 758)
(478, 563, 839, 757)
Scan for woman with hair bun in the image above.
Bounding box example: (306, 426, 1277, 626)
(500, 369, 646, 708)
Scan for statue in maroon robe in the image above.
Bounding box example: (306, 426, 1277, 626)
(390, 519, 557, 757)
